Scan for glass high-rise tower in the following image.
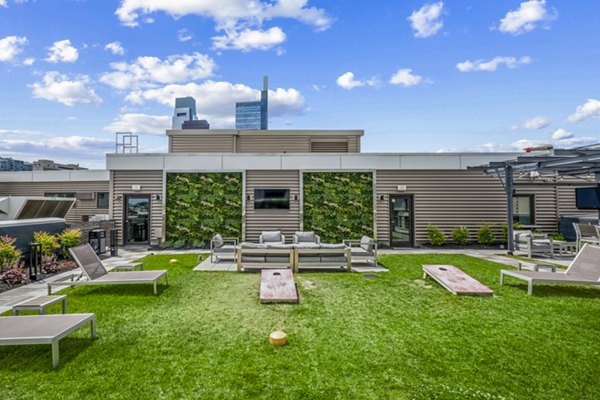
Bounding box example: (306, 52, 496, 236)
(236, 76, 268, 130)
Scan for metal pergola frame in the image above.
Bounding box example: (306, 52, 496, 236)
(469, 143, 600, 254)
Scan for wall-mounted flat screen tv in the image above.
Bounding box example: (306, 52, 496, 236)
(254, 189, 290, 210)
(575, 186, 600, 209)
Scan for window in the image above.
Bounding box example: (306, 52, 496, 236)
(513, 195, 534, 225)
(45, 192, 76, 198)
(97, 192, 109, 209)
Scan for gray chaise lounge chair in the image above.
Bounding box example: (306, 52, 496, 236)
(500, 243, 600, 295)
(0, 313, 96, 368)
(573, 223, 600, 251)
(48, 244, 168, 295)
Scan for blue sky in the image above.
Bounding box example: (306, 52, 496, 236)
(0, 0, 599, 168)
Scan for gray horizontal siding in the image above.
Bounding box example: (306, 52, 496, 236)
(0, 181, 109, 224)
(111, 170, 164, 246)
(244, 170, 300, 242)
(169, 135, 235, 152)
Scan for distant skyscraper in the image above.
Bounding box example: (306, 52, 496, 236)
(172, 97, 197, 129)
(236, 76, 268, 130)
(0, 157, 32, 171)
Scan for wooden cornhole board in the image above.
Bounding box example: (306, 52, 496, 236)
(260, 269, 299, 303)
(423, 264, 493, 296)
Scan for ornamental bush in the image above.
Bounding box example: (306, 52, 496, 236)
(58, 228, 82, 256)
(427, 225, 446, 246)
(0, 235, 22, 270)
(33, 231, 60, 257)
(477, 224, 496, 246)
(452, 226, 469, 245)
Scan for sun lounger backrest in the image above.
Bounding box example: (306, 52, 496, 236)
(69, 244, 108, 281)
(566, 244, 600, 281)
(577, 223, 598, 238)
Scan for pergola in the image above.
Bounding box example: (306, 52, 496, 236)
(470, 143, 600, 254)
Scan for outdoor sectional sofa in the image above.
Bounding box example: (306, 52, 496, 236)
(235, 231, 356, 272)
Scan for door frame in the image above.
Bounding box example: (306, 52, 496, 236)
(123, 194, 151, 246)
(389, 194, 415, 248)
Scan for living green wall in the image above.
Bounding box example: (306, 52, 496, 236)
(165, 173, 242, 244)
(303, 172, 373, 243)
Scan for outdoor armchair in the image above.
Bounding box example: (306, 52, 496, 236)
(47, 244, 168, 295)
(500, 243, 600, 295)
(210, 234, 238, 263)
(344, 236, 377, 265)
(513, 230, 554, 258)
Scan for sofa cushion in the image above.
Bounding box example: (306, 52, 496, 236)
(351, 248, 375, 257)
(241, 256, 265, 263)
(295, 243, 320, 249)
(320, 243, 346, 249)
(266, 244, 295, 249)
(295, 231, 316, 243)
(212, 234, 224, 249)
(320, 255, 347, 263)
(297, 255, 321, 263)
(261, 231, 282, 243)
(266, 256, 291, 263)
(241, 242, 267, 249)
(360, 236, 375, 252)
(213, 244, 236, 254)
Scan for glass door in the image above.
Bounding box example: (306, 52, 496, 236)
(390, 195, 413, 247)
(124, 195, 150, 244)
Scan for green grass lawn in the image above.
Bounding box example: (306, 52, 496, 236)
(1, 253, 599, 400)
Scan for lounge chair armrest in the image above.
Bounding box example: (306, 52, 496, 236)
(315, 235, 321, 244)
(221, 238, 238, 245)
(343, 239, 361, 246)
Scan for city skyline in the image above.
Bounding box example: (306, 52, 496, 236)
(0, 0, 599, 168)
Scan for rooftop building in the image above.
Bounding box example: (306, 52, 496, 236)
(32, 159, 87, 171)
(172, 97, 198, 130)
(0, 157, 32, 172)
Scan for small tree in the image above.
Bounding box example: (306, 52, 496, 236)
(33, 231, 60, 257)
(477, 224, 496, 246)
(427, 225, 446, 246)
(452, 226, 469, 245)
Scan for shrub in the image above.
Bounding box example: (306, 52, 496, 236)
(427, 225, 446, 246)
(58, 228, 82, 256)
(0, 264, 28, 286)
(552, 232, 565, 241)
(41, 255, 76, 274)
(33, 231, 60, 257)
(477, 224, 496, 246)
(159, 241, 173, 249)
(173, 240, 187, 249)
(0, 235, 22, 270)
(192, 240, 205, 249)
(452, 226, 469, 245)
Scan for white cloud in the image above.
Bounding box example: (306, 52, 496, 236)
(100, 52, 216, 90)
(0, 1, 6, 7)
(551, 128, 573, 140)
(512, 116, 549, 130)
(499, 0, 557, 35)
(456, 56, 531, 72)
(30, 72, 102, 106)
(212, 27, 286, 51)
(408, 2, 444, 38)
(115, 0, 330, 52)
(336, 72, 379, 90)
(124, 80, 304, 128)
(177, 29, 193, 42)
(45, 39, 79, 63)
(104, 113, 171, 135)
(105, 41, 125, 55)
(0, 35, 27, 62)
(22, 57, 34, 66)
(115, 0, 331, 30)
(567, 99, 600, 123)
(389, 68, 431, 87)
(0, 128, 41, 136)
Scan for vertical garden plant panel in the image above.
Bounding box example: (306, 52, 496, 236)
(303, 172, 373, 243)
(165, 173, 242, 244)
